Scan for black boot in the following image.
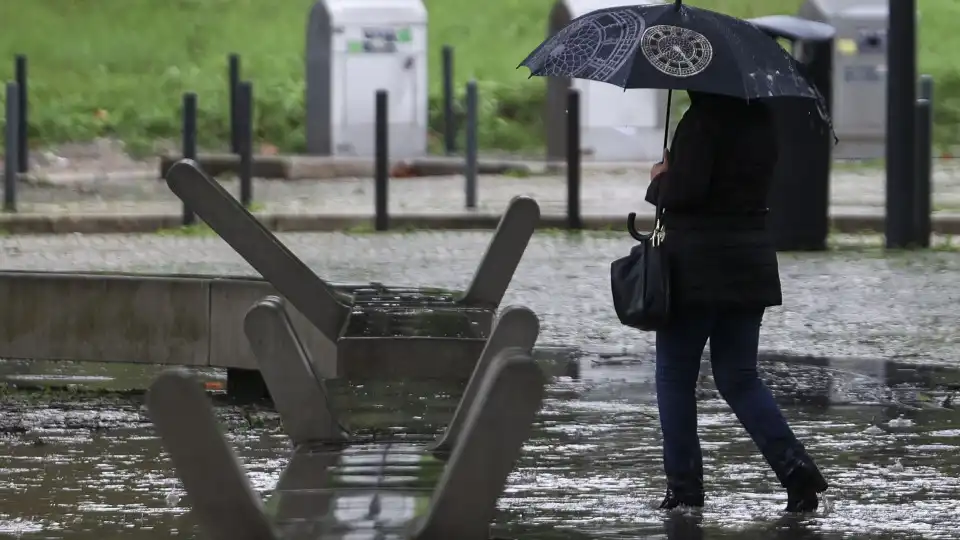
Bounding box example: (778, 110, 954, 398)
(659, 488, 705, 510)
(782, 460, 828, 513)
(763, 440, 829, 513)
(658, 472, 705, 510)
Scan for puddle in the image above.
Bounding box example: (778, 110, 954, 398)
(0, 360, 956, 539)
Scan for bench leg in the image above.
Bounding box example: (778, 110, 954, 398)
(244, 296, 348, 445)
(413, 348, 546, 540)
(165, 159, 351, 343)
(146, 369, 278, 540)
(459, 196, 539, 308)
(429, 305, 539, 458)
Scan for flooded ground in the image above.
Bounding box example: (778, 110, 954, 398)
(1, 232, 959, 538)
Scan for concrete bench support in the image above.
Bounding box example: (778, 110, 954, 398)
(164, 158, 537, 346)
(430, 305, 540, 457)
(146, 370, 279, 540)
(414, 348, 547, 540)
(166, 159, 351, 344)
(460, 196, 540, 308)
(243, 296, 347, 445)
(145, 344, 546, 540)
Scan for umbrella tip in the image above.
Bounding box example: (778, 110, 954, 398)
(674, 0, 682, 10)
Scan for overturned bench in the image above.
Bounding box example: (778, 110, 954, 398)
(166, 160, 541, 393)
(146, 301, 546, 539)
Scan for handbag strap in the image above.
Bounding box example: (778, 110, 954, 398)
(652, 188, 665, 246)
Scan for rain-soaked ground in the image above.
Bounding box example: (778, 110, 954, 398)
(1, 232, 960, 538)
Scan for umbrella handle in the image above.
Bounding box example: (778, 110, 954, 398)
(662, 89, 673, 151)
(627, 213, 647, 242)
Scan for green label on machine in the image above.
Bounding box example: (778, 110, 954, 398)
(346, 26, 413, 53)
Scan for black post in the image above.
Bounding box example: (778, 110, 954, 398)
(237, 81, 253, 208)
(181, 92, 198, 226)
(464, 80, 478, 209)
(228, 54, 241, 154)
(915, 98, 932, 248)
(14, 54, 27, 174)
(566, 89, 582, 230)
(4, 82, 19, 212)
(919, 74, 934, 102)
(442, 45, 456, 155)
(885, 0, 917, 248)
(374, 90, 389, 232)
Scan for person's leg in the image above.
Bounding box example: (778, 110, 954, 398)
(655, 308, 713, 508)
(708, 308, 828, 511)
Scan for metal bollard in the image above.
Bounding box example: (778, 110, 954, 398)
(464, 80, 478, 209)
(884, 0, 918, 249)
(919, 73, 934, 102)
(566, 89, 582, 230)
(442, 45, 456, 155)
(374, 90, 389, 231)
(14, 54, 27, 174)
(915, 98, 932, 248)
(228, 54, 241, 154)
(4, 82, 19, 212)
(237, 81, 253, 208)
(181, 92, 198, 226)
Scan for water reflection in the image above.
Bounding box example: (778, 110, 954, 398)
(0, 357, 957, 538)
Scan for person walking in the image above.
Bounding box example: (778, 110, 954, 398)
(647, 90, 828, 512)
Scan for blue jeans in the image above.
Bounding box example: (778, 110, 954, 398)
(655, 307, 807, 495)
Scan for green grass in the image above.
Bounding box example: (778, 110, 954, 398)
(0, 0, 957, 154)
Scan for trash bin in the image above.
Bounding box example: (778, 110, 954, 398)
(749, 15, 836, 252)
(799, 0, 889, 159)
(305, 0, 428, 158)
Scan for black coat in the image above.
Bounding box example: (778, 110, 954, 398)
(645, 93, 782, 309)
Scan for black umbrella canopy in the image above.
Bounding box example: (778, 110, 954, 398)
(519, 0, 835, 146)
(520, 0, 822, 102)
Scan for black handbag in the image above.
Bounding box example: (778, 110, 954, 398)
(610, 204, 671, 331)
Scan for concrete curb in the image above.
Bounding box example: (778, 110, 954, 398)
(156, 154, 558, 180)
(21, 170, 159, 186)
(2, 211, 960, 236)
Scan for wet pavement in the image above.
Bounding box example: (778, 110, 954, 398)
(13, 163, 960, 218)
(1, 231, 960, 538)
(2, 363, 958, 539)
(2, 231, 959, 362)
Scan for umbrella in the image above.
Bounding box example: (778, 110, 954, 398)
(518, 0, 833, 150)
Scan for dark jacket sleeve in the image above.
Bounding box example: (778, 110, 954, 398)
(644, 111, 714, 212)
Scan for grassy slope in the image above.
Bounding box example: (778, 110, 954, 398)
(0, 0, 955, 151)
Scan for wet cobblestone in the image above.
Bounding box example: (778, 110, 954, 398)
(2, 231, 958, 364)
